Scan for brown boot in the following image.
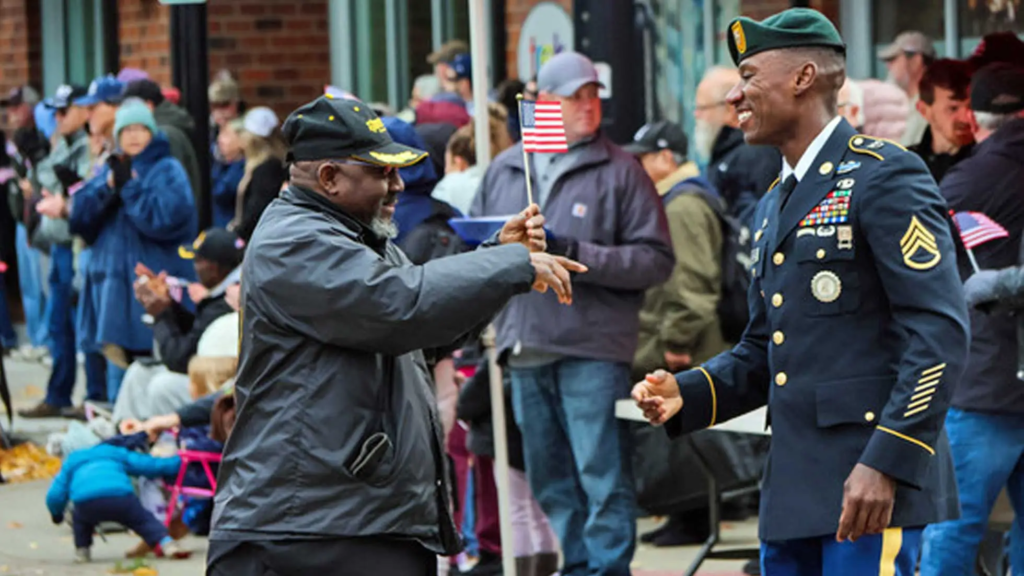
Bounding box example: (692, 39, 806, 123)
(124, 539, 151, 558)
(515, 556, 537, 576)
(534, 552, 560, 576)
(17, 402, 63, 419)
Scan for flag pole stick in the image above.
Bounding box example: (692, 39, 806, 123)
(517, 94, 535, 208)
(967, 248, 981, 274)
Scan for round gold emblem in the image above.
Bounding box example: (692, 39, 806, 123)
(811, 271, 842, 303)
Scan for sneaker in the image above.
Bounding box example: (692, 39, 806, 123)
(157, 541, 192, 560)
(17, 402, 63, 419)
(74, 547, 91, 563)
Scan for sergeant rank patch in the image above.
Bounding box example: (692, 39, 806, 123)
(900, 216, 941, 270)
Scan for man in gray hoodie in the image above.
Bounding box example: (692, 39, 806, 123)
(471, 52, 674, 576)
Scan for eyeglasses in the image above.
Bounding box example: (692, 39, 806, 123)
(694, 101, 727, 112)
(330, 158, 396, 178)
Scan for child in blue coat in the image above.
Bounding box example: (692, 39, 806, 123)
(45, 443, 188, 563)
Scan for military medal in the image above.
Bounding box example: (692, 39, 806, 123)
(811, 271, 842, 303)
(836, 178, 855, 190)
(818, 162, 834, 175)
(837, 225, 853, 250)
(836, 161, 861, 175)
(797, 228, 816, 238)
(801, 189, 852, 227)
(866, 140, 885, 150)
(816, 225, 836, 237)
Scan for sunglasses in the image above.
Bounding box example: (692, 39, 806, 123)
(331, 158, 397, 178)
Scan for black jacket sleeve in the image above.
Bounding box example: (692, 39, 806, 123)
(153, 296, 234, 374)
(236, 161, 287, 241)
(456, 360, 491, 423)
(175, 391, 223, 428)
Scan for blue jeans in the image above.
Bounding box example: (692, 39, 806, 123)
(14, 223, 47, 347)
(921, 408, 1024, 575)
(510, 358, 636, 576)
(72, 495, 168, 549)
(0, 272, 17, 348)
(762, 528, 922, 576)
(44, 245, 77, 407)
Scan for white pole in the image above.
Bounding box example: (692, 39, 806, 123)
(484, 324, 516, 576)
(468, 0, 492, 172)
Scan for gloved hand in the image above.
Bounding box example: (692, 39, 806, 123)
(51, 514, 64, 525)
(107, 154, 134, 191)
(964, 269, 1000, 308)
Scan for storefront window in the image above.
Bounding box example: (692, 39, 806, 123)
(650, 0, 710, 137)
(959, 0, 1023, 55)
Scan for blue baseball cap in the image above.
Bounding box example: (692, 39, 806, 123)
(75, 76, 125, 107)
(449, 53, 472, 80)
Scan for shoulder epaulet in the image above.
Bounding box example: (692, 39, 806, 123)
(766, 176, 781, 193)
(848, 135, 907, 161)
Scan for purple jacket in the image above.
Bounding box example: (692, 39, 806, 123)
(471, 135, 674, 363)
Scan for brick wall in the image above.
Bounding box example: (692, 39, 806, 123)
(505, 0, 573, 81)
(0, 0, 42, 106)
(206, 0, 331, 119)
(739, 0, 841, 28)
(118, 0, 172, 86)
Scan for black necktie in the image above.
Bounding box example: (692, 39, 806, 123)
(777, 174, 798, 211)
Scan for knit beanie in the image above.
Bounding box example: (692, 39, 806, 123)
(114, 98, 158, 139)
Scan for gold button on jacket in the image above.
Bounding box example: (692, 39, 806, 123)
(773, 253, 785, 265)
(775, 372, 788, 386)
(772, 293, 783, 307)
(773, 331, 785, 345)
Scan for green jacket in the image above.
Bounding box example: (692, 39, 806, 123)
(633, 164, 728, 380)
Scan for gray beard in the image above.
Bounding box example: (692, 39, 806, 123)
(693, 119, 722, 165)
(371, 217, 398, 240)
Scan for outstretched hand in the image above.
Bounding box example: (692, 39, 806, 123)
(631, 369, 684, 426)
(500, 203, 547, 253)
(529, 252, 587, 305)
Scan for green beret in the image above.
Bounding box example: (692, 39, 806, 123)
(727, 8, 846, 66)
(282, 94, 427, 166)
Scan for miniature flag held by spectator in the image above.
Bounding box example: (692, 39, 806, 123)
(953, 211, 1008, 250)
(520, 101, 568, 153)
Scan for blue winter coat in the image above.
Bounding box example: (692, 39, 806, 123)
(211, 158, 244, 228)
(45, 444, 181, 518)
(70, 133, 197, 352)
(381, 117, 440, 244)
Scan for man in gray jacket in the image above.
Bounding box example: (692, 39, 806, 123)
(471, 52, 674, 576)
(207, 95, 584, 575)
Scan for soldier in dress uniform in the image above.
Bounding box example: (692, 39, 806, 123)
(631, 9, 970, 575)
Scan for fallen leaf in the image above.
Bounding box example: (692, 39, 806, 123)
(132, 568, 158, 576)
(29, 541, 38, 549)
(21, 384, 44, 399)
(1, 565, 8, 572)
(6, 522, 22, 529)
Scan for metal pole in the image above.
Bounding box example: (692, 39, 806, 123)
(431, 0, 444, 49)
(468, 0, 492, 171)
(170, 4, 211, 230)
(944, 0, 959, 58)
(385, 0, 401, 112)
(329, 0, 356, 91)
(483, 325, 516, 576)
(703, 0, 715, 70)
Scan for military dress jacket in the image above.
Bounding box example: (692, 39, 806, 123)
(666, 119, 970, 542)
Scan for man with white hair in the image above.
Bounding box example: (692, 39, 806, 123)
(693, 66, 780, 225)
(878, 31, 936, 146)
(838, 78, 864, 131)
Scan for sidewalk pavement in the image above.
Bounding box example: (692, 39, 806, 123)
(1, 357, 757, 575)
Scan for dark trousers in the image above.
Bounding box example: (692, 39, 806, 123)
(207, 538, 437, 576)
(72, 495, 168, 549)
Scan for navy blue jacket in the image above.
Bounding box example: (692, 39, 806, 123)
(667, 120, 969, 541)
(941, 117, 1024, 415)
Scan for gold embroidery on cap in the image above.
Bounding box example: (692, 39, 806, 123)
(368, 150, 422, 163)
(366, 118, 386, 134)
(731, 21, 747, 54)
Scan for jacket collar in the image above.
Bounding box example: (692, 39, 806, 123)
(709, 126, 745, 163)
(656, 162, 701, 195)
(282, 186, 390, 253)
(501, 132, 615, 176)
(771, 118, 859, 252)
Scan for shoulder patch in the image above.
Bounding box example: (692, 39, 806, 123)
(900, 215, 941, 271)
(848, 135, 906, 162)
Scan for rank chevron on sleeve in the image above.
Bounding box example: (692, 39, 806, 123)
(900, 215, 941, 270)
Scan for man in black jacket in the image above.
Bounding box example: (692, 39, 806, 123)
(907, 59, 975, 184)
(206, 95, 583, 576)
(694, 67, 781, 227)
(921, 63, 1024, 574)
(110, 227, 241, 424)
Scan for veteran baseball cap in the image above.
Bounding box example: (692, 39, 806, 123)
(970, 63, 1024, 114)
(449, 53, 472, 81)
(179, 228, 245, 268)
(623, 121, 689, 158)
(537, 51, 605, 98)
(727, 8, 846, 66)
(283, 94, 428, 167)
(1, 85, 40, 107)
(878, 31, 936, 62)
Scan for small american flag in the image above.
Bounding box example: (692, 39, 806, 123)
(165, 276, 189, 303)
(521, 100, 568, 153)
(953, 211, 1009, 249)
